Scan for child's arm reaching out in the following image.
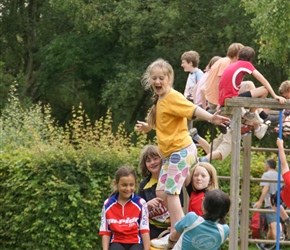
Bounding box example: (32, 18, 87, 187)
(252, 70, 286, 104)
(135, 121, 152, 134)
(194, 107, 230, 127)
(276, 138, 289, 175)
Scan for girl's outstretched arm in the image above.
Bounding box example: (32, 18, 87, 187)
(276, 138, 289, 175)
(135, 121, 152, 134)
(193, 107, 231, 126)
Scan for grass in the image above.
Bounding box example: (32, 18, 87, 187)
(244, 245, 258, 250)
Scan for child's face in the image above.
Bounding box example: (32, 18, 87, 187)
(192, 166, 211, 190)
(282, 90, 290, 99)
(114, 174, 136, 201)
(146, 155, 162, 177)
(151, 66, 172, 98)
(181, 59, 192, 72)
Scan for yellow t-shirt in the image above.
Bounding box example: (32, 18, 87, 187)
(156, 89, 197, 157)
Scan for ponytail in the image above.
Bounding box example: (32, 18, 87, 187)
(146, 94, 158, 128)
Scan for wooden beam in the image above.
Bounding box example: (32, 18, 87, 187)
(248, 239, 290, 245)
(225, 97, 290, 109)
(249, 208, 290, 214)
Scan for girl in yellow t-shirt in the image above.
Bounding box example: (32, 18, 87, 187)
(135, 58, 230, 247)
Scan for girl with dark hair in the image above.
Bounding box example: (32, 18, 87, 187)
(137, 145, 171, 239)
(99, 166, 150, 250)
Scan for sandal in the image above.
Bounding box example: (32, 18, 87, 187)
(164, 236, 177, 250)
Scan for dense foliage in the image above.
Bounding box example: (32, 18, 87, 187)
(1, 1, 289, 248)
(242, 0, 290, 75)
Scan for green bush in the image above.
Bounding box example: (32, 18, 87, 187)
(0, 86, 149, 249)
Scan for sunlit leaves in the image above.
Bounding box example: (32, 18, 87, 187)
(242, 0, 290, 75)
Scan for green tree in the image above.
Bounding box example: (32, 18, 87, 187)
(242, 0, 290, 76)
(1, 0, 286, 138)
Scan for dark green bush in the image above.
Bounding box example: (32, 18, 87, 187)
(0, 86, 278, 249)
(0, 86, 149, 249)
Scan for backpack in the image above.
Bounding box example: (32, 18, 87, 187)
(250, 212, 268, 239)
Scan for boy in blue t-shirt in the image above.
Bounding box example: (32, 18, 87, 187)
(181, 50, 204, 103)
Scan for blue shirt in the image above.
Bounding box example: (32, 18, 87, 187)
(173, 212, 229, 250)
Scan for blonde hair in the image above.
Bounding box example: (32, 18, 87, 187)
(139, 145, 163, 177)
(226, 43, 244, 59)
(279, 80, 290, 97)
(190, 162, 219, 191)
(141, 58, 174, 91)
(141, 59, 174, 128)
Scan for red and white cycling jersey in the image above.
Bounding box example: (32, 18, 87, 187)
(99, 192, 149, 244)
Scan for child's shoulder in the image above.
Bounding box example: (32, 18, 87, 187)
(103, 194, 117, 207)
(185, 211, 199, 220)
(168, 88, 186, 99)
(219, 223, 230, 234)
(132, 193, 147, 206)
(218, 56, 231, 64)
(139, 176, 150, 186)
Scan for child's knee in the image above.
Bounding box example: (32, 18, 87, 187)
(251, 86, 268, 98)
(259, 86, 268, 98)
(239, 81, 255, 93)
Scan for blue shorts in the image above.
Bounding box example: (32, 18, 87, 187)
(265, 207, 277, 224)
(239, 91, 252, 98)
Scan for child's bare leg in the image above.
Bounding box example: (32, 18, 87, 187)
(196, 137, 210, 154)
(201, 151, 222, 162)
(267, 222, 277, 240)
(239, 81, 255, 93)
(249, 87, 268, 112)
(156, 190, 168, 209)
(280, 206, 289, 221)
(190, 128, 210, 154)
(167, 194, 184, 231)
(271, 196, 289, 223)
(250, 86, 268, 98)
(200, 130, 231, 162)
(250, 86, 268, 112)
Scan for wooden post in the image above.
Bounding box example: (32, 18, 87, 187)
(240, 133, 252, 250)
(228, 107, 241, 249)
